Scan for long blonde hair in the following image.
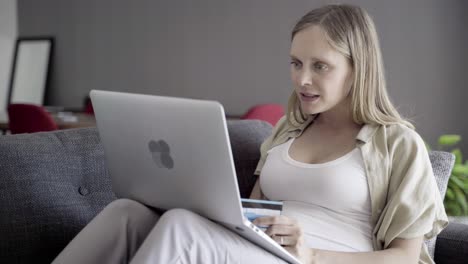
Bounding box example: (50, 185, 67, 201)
(287, 4, 414, 129)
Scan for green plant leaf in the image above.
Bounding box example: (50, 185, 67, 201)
(452, 164, 468, 176)
(452, 149, 463, 165)
(450, 176, 466, 190)
(438, 135, 461, 147)
(454, 186, 468, 215)
(445, 202, 462, 216)
(447, 180, 456, 192)
(448, 178, 468, 196)
(446, 188, 455, 200)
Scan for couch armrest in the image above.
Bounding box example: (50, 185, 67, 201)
(434, 222, 468, 264)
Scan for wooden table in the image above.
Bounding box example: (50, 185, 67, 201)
(0, 111, 96, 133)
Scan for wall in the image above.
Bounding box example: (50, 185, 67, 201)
(0, 0, 17, 110)
(17, 0, 468, 149)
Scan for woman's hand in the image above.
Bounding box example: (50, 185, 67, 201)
(253, 215, 314, 263)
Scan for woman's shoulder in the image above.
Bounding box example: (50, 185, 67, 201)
(388, 122, 422, 138)
(265, 115, 288, 139)
(377, 123, 427, 154)
(274, 115, 289, 130)
(269, 115, 297, 139)
(259, 115, 309, 154)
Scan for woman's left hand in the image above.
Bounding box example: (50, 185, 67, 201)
(253, 215, 313, 263)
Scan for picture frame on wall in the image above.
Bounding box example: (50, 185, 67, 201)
(7, 36, 54, 106)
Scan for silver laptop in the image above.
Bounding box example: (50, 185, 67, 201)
(90, 90, 301, 264)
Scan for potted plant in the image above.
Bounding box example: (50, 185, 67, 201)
(432, 135, 468, 223)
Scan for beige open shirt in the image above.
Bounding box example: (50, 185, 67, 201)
(254, 116, 448, 264)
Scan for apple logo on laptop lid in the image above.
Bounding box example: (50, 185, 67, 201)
(148, 140, 174, 169)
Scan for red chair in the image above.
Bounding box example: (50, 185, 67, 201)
(83, 96, 94, 115)
(241, 104, 285, 126)
(7, 104, 58, 134)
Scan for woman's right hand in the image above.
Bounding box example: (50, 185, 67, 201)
(253, 215, 313, 263)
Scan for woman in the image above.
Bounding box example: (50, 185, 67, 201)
(53, 4, 447, 264)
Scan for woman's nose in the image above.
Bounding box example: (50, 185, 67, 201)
(299, 70, 313, 87)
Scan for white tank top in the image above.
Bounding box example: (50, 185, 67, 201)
(260, 137, 374, 252)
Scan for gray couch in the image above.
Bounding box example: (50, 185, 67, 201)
(0, 120, 467, 263)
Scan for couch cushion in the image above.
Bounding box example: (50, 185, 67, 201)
(0, 128, 116, 263)
(227, 120, 272, 198)
(434, 222, 468, 264)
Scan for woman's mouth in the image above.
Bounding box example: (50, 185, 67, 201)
(300, 93, 320, 102)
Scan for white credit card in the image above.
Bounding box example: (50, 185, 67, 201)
(241, 198, 283, 228)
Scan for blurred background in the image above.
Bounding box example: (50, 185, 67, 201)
(1, 0, 467, 149)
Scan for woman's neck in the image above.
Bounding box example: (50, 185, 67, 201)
(312, 99, 360, 131)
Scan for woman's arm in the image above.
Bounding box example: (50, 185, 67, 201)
(255, 215, 423, 264)
(249, 179, 265, 199)
(310, 237, 423, 264)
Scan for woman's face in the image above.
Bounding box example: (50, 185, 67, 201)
(290, 25, 353, 116)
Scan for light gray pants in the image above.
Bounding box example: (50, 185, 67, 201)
(53, 199, 287, 264)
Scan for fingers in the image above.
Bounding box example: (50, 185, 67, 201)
(267, 225, 301, 247)
(253, 215, 297, 227)
(284, 245, 300, 258)
(265, 224, 300, 237)
(252, 215, 304, 248)
(270, 234, 296, 246)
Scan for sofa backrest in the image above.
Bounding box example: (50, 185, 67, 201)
(426, 151, 455, 259)
(0, 127, 115, 263)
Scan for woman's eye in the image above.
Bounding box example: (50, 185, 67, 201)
(314, 63, 328, 71)
(290, 61, 301, 69)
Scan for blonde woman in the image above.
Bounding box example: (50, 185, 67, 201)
(249, 4, 447, 263)
(53, 4, 447, 264)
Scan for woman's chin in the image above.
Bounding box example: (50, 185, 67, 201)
(300, 106, 319, 116)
